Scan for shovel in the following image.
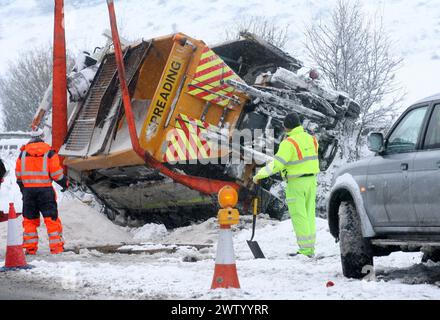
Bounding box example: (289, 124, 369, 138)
(247, 197, 266, 259)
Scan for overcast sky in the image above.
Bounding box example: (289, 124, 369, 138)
(0, 0, 439, 104)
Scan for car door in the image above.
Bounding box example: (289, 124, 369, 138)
(366, 105, 429, 227)
(411, 102, 440, 228)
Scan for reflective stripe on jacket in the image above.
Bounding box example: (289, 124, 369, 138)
(15, 141, 64, 188)
(254, 126, 320, 180)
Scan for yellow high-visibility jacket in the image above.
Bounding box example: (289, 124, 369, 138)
(254, 126, 320, 180)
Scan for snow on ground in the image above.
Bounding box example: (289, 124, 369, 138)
(131, 223, 168, 243)
(1, 150, 440, 299)
(1, 196, 440, 299)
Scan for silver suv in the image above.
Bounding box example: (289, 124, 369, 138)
(327, 93, 440, 278)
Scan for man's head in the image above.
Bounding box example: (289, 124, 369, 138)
(283, 112, 301, 131)
(30, 128, 44, 142)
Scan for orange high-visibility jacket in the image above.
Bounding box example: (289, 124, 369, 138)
(15, 141, 64, 188)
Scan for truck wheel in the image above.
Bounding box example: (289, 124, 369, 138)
(338, 201, 373, 279)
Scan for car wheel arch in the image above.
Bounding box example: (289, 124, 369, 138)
(327, 188, 354, 239)
(327, 175, 376, 239)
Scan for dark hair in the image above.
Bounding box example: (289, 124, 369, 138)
(283, 112, 301, 129)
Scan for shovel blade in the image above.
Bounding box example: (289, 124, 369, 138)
(247, 240, 265, 259)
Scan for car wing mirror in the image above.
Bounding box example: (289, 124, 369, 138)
(367, 132, 384, 153)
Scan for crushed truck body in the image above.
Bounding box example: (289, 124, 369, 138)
(36, 31, 360, 227)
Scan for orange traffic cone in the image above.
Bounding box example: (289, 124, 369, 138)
(0, 203, 33, 272)
(211, 224, 240, 289)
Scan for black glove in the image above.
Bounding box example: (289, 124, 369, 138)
(57, 176, 69, 192)
(17, 180, 24, 194)
(51, 211, 58, 221)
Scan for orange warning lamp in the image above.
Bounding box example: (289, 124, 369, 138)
(218, 186, 238, 208)
(217, 186, 239, 226)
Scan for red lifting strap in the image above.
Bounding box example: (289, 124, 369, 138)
(286, 138, 303, 160)
(107, 0, 239, 196)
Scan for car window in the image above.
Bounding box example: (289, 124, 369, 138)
(386, 106, 428, 154)
(423, 104, 440, 149)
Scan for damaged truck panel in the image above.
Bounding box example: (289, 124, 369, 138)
(42, 32, 360, 226)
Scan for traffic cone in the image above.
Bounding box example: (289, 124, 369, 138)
(0, 203, 33, 272)
(211, 225, 240, 289)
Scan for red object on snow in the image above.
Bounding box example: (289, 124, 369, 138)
(326, 281, 335, 288)
(0, 210, 22, 223)
(1, 203, 33, 271)
(0, 211, 7, 223)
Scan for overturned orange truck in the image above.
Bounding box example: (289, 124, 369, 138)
(36, 30, 360, 227)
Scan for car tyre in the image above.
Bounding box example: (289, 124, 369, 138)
(338, 201, 373, 279)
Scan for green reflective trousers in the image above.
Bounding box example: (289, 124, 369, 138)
(285, 175, 317, 256)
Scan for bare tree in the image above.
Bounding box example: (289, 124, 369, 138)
(0, 46, 53, 131)
(305, 0, 404, 160)
(225, 15, 290, 49)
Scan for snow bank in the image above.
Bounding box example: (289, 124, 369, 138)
(161, 218, 219, 245)
(131, 223, 168, 242)
(58, 198, 133, 248)
(0, 198, 133, 255)
(0, 149, 133, 255)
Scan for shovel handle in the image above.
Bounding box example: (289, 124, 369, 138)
(252, 197, 258, 216)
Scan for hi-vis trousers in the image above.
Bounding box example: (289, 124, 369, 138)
(285, 175, 317, 256)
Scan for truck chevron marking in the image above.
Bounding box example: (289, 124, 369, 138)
(187, 46, 242, 107)
(164, 114, 216, 163)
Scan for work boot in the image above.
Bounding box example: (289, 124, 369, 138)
(288, 252, 314, 258)
(288, 252, 300, 257)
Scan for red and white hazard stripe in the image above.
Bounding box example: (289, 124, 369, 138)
(211, 225, 240, 289)
(1, 203, 31, 271)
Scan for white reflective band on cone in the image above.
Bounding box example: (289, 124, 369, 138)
(7, 218, 23, 246)
(215, 228, 236, 264)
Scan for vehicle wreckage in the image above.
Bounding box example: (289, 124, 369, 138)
(34, 3, 360, 227)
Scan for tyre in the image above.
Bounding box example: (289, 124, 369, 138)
(338, 201, 373, 279)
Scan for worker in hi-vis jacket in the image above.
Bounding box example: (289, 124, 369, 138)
(16, 128, 69, 255)
(253, 112, 320, 258)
